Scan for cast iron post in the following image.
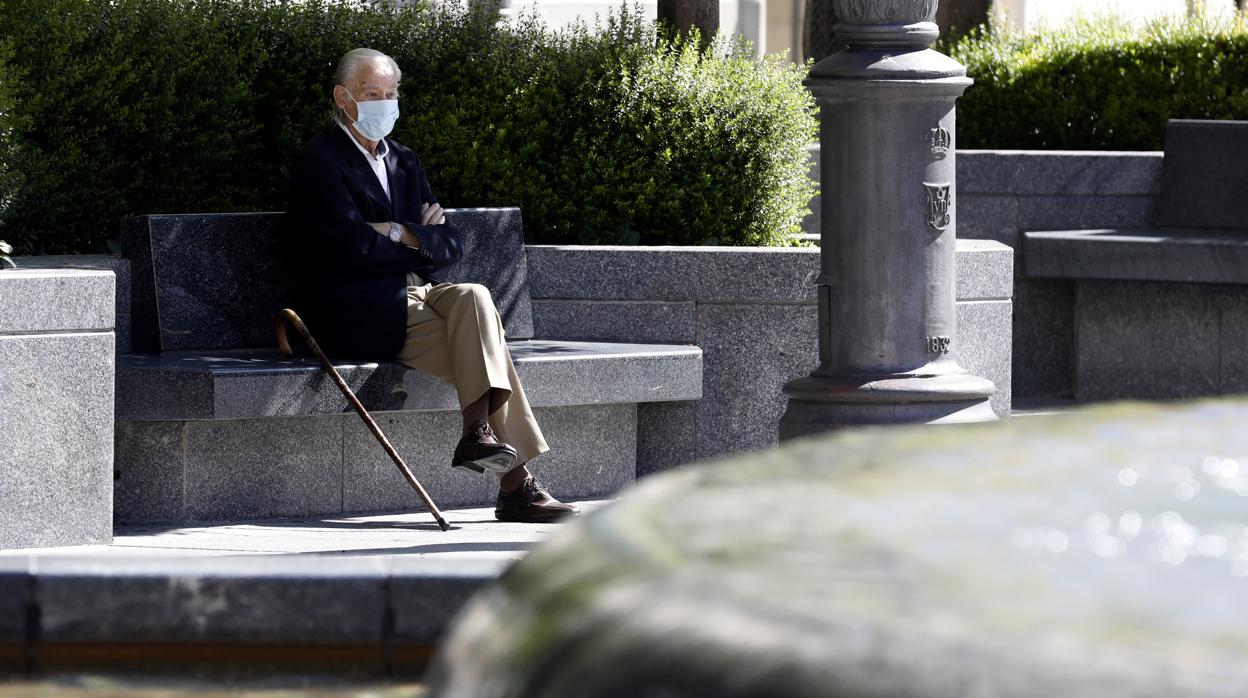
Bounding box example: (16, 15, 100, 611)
(780, 0, 996, 439)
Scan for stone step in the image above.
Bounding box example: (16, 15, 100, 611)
(0, 503, 605, 676)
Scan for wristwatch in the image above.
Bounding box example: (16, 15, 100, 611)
(388, 222, 402, 243)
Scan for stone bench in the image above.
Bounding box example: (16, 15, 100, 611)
(114, 209, 702, 523)
(1023, 119, 1248, 400)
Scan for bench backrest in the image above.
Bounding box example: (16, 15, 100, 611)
(1157, 119, 1248, 231)
(121, 208, 534, 352)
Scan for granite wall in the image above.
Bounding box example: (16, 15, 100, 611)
(526, 243, 1014, 472)
(806, 147, 1163, 400)
(12, 255, 132, 354)
(0, 268, 116, 549)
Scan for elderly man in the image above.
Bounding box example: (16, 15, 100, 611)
(285, 48, 577, 523)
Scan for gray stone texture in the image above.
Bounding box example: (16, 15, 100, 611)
(0, 330, 114, 550)
(1011, 279, 1075, 399)
(10, 256, 131, 351)
(636, 401, 698, 477)
(958, 150, 1163, 197)
(1074, 281, 1248, 401)
(532, 300, 697, 343)
(120, 208, 534, 352)
(181, 416, 346, 521)
(114, 421, 186, 523)
(696, 303, 819, 459)
(342, 403, 635, 512)
(956, 300, 1013, 416)
(35, 556, 388, 645)
(955, 240, 1013, 300)
(1157, 119, 1248, 229)
(116, 340, 702, 421)
(0, 559, 30, 644)
(0, 268, 114, 334)
(1026, 229, 1248, 284)
(388, 558, 509, 644)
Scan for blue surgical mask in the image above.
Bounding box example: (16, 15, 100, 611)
(346, 92, 399, 141)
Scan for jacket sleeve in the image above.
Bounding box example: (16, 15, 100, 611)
(289, 148, 428, 276)
(396, 154, 463, 275)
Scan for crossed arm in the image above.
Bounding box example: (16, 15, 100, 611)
(366, 202, 446, 249)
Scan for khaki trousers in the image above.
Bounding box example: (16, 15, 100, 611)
(395, 276, 549, 467)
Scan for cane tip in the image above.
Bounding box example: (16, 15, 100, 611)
(436, 516, 451, 532)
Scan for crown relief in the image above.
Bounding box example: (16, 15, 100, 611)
(834, 0, 939, 24)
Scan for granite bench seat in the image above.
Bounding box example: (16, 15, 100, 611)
(1021, 120, 1248, 401)
(114, 208, 703, 522)
(116, 340, 702, 421)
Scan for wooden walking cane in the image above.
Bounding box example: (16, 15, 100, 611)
(277, 308, 451, 532)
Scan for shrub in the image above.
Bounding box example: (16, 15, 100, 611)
(950, 14, 1248, 150)
(0, 0, 815, 253)
(0, 37, 18, 230)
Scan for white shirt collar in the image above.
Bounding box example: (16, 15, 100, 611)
(337, 120, 388, 161)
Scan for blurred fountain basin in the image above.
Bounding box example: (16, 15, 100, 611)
(430, 398, 1248, 697)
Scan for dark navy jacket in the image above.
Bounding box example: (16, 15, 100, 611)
(285, 122, 463, 359)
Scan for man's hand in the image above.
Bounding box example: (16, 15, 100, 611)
(421, 202, 446, 226)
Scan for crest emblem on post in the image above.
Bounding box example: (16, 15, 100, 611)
(924, 183, 951, 231)
(927, 127, 951, 158)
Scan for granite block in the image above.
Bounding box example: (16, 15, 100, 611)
(696, 303, 819, 460)
(1076, 281, 1219, 401)
(955, 240, 1014, 301)
(526, 246, 701, 301)
(114, 421, 186, 523)
(688, 249, 820, 304)
(955, 300, 1012, 417)
(0, 269, 114, 335)
(115, 341, 702, 421)
(35, 556, 387, 645)
(637, 401, 698, 477)
(342, 403, 635, 511)
(1012, 279, 1076, 400)
(1220, 288, 1248, 396)
(1157, 120, 1248, 229)
(439, 207, 534, 340)
(388, 557, 508, 644)
(182, 416, 345, 521)
(0, 559, 30, 644)
(957, 194, 1021, 248)
(121, 208, 532, 352)
(11, 254, 131, 313)
(0, 333, 114, 550)
(531, 300, 697, 343)
(1017, 195, 1155, 232)
(115, 312, 132, 354)
(1025, 229, 1248, 284)
(958, 151, 1163, 196)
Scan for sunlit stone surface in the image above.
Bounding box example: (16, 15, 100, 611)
(429, 399, 1248, 697)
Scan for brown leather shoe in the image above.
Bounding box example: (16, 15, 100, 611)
(452, 420, 518, 474)
(495, 476, 578, 523)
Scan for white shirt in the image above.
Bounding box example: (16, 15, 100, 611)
(338, 121, 390, 201)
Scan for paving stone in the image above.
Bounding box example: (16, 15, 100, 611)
(0, 559, 30, 644)
(113, 421, 186, 523)
(182, 417, 345, 521)
(388, 557, 510, 645)
(34, 556, 388, 645)
(637, 401, 698, 477)
(531, 300, 697, 343)
(0, 333, 114, 550)
(958, 150, 1163, 196)
(1157, 120, 1248, 229)
(956, 300, 1012, 417)
(0, 269, 114, 335)
(1076, 281, 1219, 401)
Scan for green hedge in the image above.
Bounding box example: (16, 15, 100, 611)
(0, 0, 815, 253)
(0, 37, 18, 229)
(951, 15, 1248, 150)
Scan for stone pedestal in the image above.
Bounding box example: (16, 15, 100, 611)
(0, 268, 115, 549)
(781, 0, 995, 439)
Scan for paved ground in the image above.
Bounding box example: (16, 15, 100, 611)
(0, 500, 609, 561)
(0, 678, 427, 698)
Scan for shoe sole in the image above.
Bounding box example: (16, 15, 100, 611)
(494, 509, 577, 523)
(451, 450, 517, 475)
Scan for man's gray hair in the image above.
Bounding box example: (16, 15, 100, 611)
(333, 48, 401, 125)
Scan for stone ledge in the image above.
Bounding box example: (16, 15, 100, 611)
(958, 150, 1163, 197)
(0, 269, 114, 335)
(116, 339, 703, 421)
(1024, 228, 1248, 285)
(528, 241, 1013, 303)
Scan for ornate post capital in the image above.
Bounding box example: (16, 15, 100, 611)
(833, 0, 940, 49)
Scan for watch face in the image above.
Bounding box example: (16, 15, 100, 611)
(390, 224, 401, 242)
